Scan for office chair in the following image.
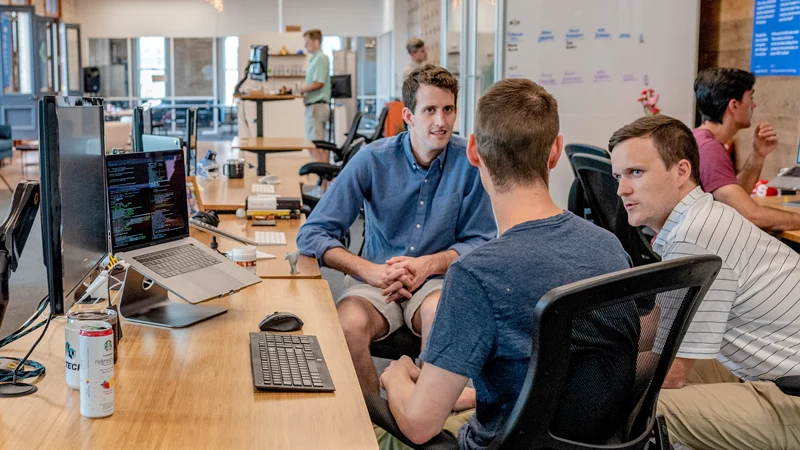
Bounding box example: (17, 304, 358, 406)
(358, 106, 389, 145)
(313, 112, 364, 162)
(565, 144, 609, 220)
(571, 154, 660, 266)
(299, 137, 366, 215)
(366, 254, 723, 450)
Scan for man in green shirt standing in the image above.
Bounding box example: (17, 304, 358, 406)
(300, 29, 331, 163)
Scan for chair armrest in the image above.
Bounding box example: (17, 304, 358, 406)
(312, 140, 338, 152)
(0, 125, 11, 140)
(299, 163, 341, 180)
(364, 393, 459, 450)
(775, 375, 800, 396)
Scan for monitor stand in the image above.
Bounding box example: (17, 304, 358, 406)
(117, 267, 227, 328)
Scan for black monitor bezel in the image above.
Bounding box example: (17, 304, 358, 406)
(39, 95, 108, 315)
(249, 45, 269, 82)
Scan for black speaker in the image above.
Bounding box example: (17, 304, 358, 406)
(83, 67, 100, 94)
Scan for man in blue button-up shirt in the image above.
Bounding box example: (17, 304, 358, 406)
(297, 65, 496, 393)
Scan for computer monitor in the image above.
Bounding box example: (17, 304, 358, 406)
(38, 96, 109, 315)
(142, 134, 181, 152)
(131, 103, 154, 152)
(249, 45, 269, 82)
(331, 74, 352, 99)
(185, 108, 198, 176)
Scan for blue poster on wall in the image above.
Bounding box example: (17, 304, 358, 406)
(751, 0, 800, 76)
(1, 15, 11, 89)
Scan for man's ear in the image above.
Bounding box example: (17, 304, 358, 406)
(728, 98, 740, 114)
(676, 159, 693, 186)
(466, 134, 481, 168)
(548, 135, 564, 169)
(402, 107, 414, 127)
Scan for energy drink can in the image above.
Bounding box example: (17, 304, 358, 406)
(68, 309, 119, 363)
(79, 322, 115, 418)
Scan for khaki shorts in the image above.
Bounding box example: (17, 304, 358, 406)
(658, 359, 800, 450)
(338, 275, 443, 340)
(375, 408, 473, 450)
(304, 103, 329, 141)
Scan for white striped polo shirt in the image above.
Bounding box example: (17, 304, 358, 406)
(652, 186, 800, 381)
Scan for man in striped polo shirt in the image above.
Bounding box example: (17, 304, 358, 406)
(609, 115, 800, 450)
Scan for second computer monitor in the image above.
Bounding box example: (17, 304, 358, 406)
(249, 45, 269, 81)
(38, 96, 108, 315)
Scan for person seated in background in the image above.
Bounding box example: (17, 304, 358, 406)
(403, 38, 428, 81)
(693, 68, 800, 231)
(377, 78, 640, 449)
(609, 115, 800, 450)
(296, 65, 496, 394)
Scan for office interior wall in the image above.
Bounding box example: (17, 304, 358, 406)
(503, 0, 700, 208)
(75, 0, 381, 38)
(699, 0, 800, 179)
(407, 0, 441, 66)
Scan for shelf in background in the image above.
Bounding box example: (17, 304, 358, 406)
(269, 54, 307, 57)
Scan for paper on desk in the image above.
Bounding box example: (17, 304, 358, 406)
(257, 251, 276, 260)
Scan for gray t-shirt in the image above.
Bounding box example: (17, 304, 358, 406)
(420, 212, 640, 449)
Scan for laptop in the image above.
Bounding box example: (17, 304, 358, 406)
(768, 141, 800, 190)
(106, 149, 261, 304)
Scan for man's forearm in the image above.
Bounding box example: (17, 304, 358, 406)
(737, 153, 766, 194)
(322, 247, 373, 279)
(384, 375, 423, 441)
(301, 82, 324, 94)
(426, 250, 459, 275)
(754, 205, 800, 232)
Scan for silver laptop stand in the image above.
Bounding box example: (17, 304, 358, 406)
(118, 266, 227, 328)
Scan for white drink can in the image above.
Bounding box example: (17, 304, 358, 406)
(64, 321, 83, 390)
(79, 322, 115, 418)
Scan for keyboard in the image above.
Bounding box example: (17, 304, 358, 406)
(255, 231, 287, 245)
(782, 166, 800, 178)
(252, 184, 276, 194)
(250, 332, 335, 392)
(133, 244, 220, 278)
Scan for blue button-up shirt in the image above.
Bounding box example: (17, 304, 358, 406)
(297, 132, 497, 272)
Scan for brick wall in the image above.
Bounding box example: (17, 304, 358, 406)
(700, 0, 800, 178)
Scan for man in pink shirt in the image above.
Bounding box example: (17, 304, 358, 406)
(694, 68, 800, 231)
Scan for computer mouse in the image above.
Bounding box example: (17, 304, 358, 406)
(259, 311, 304, 332)
(258, 175, 281, 185)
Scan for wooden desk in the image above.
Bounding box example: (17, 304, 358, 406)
(233, 93, 304, 139)
(190, 215, 321, 279)
(0, 281, 377, 449)
(196, 150, 313, 212)
(232, 137, 314, 176)
(755, 195, 800, 243)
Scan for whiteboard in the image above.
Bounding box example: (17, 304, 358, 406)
(503, 0, 700, 207)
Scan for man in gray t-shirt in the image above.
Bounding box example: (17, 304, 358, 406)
(377, 79, 639, 450)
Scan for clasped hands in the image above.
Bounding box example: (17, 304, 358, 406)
(362, 255, 434, 304)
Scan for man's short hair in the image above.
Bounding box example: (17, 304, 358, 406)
(406, 38, 425, 54)
(474, 78, 559, 191)
(695, 68, 756, 124)
(402, 64, 459, 113)
(303, 29, 323, 42)
(608, 115, 701, 184)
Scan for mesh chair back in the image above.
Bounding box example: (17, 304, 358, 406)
(571, 154, 659, 266)
(342, 112, 364, 152)
(491, 255, 722, 450)
(342, 137, 366, 167)
(565, 144, 609, 176)
(368, 107, 390, 143)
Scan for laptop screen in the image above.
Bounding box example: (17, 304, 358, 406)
(106, 149, 190, 253)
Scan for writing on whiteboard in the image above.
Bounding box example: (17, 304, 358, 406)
(538, 30, 555, 42)
(565, 28, 585, 40)
(562, 71, 583, 84)
(538, 73, 558, 86)
(595, 28, 612, 39)
(594, 70, 612, 82)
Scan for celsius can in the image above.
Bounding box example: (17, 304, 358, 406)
(79, 322, 115, 418)
(68, 309, 119, 363)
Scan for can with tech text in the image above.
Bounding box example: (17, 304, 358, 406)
(79, 322, 115, 418)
